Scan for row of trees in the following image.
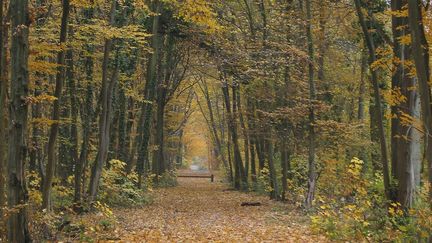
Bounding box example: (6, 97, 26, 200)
(0, 0, 432, 241)
(0, 0, 217, 240)
(195, 0, 431, 208)
(195, 0, 432, 239)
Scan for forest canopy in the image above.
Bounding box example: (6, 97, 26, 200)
(1, 0, 432, 242)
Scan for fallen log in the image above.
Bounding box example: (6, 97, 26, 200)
(241, 202, 262, 206)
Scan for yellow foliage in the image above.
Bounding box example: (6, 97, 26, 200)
(371, 46, 392, 72)
(386, 8, 408, 18)
(26, 94, 58, 104)
(172, 0, 221, 33)
(27, 171, 42, 206)
(94, 201, 115, 219)
(29, 60, 60, 76)
(398, 34, 411, 45)
(31, 117, 59, 126)
(70, 0, 96, 7)
(383, 87, 407, 107)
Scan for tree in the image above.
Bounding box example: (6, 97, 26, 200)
(88, 0, 118, 201)
(75, 5, 95, 204)
(42, 0, 70, 211)
(8, 0, 32, 240)
(407, 0, 432, 202)
(221, 75, 247, 190)
(0, 0, 8, 220)
(136, 0, 161, 185)
(354, 0, 391, 200)
(305, 0, 317, 208)
(391, 0, 421, 208)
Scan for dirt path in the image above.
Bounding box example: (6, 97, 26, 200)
(114, 178, 326, 242)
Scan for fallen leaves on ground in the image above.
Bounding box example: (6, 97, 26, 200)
(109, 178, 327, 242)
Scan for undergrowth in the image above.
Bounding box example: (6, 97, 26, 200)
(310, 157, 432, 242)
(24, 159, 153, 241)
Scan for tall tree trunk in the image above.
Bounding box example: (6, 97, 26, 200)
(152, 85, 167, 176)
(221, 80, 246, 190)
(227, 125, 234, 184)
(256, 136, 265, 172)
(8, 0, 32, 239)
(0, 0, 8, 219)
(391, 0, 421, 208)
(108, 80, 120, 162)
(397, 78, 422, 208)
(124, 97, 135, 171)
(125, 98, 135, 158)
(267, 136, 279, 200)
(391, 0, 405, 186)
(75, 58, 94, 203)
(74, 6, 94, 204)
(231, 84, 247, 186)
(152, 33, 175, 177)
(118, 88, 128, 161)
(305, 0, 317, 208)
(357, 49, 370, 173)
(408, 93, 422, 198)
(66, 39, 79, 185)
(88, 61, 119, 200)
(249, 136, 256, 182)
(88, 0, 117, 201)
(217, 94, 234, 182)
(136, 0, 161, 185)
(354, 0, 391, 199)
(358, 49, 367, 121)
(176, 130, 184, 167)
(58, 91, 71, 180)
(281, 140, 289, 201)
(246, 99, 257, 182)
(42, 0, 70, 210)
(237, 88, 250, 179)
(407, 0, 432, 202)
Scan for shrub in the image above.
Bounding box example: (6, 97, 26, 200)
(255, 166, 271, 194)
(157, 170, 178, 187)
(98, 159, 152, 206)
(311, 157, 432, 242)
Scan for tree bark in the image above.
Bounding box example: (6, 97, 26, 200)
(305, 0, 317, 208)
(354, 0, 391, 200)
(118, 88, 128, 161)
(42, 0, 70, 210)
(75, 53, 94, 203)
(8, 0, 32, 239)
(358, 49, 367, 121)
(124, 98, 135, 171)
(267, 136, 279, 200)
(66, 39, 79, 185)
(136, 0, 161, 185)
(246, 99, 257, 182)
(0, 0, 8, 219)
(88, 0, 118, 201)
(88, 61, 119, 201)
(152, 33, 175, 177)
(391, 0, 422, 208)
(237, 87, 250, 179)
(74, 6, 95, 202)
(221, 79, 246, 190)
(407, 0, 432, 202)
(281, 140, 289, 201)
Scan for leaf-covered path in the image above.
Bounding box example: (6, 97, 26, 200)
(114, 177, 327, 242)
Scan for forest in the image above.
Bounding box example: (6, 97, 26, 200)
(0, 0, 432, 242)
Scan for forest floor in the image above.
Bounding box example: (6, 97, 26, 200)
(109, 177, 327, 242)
